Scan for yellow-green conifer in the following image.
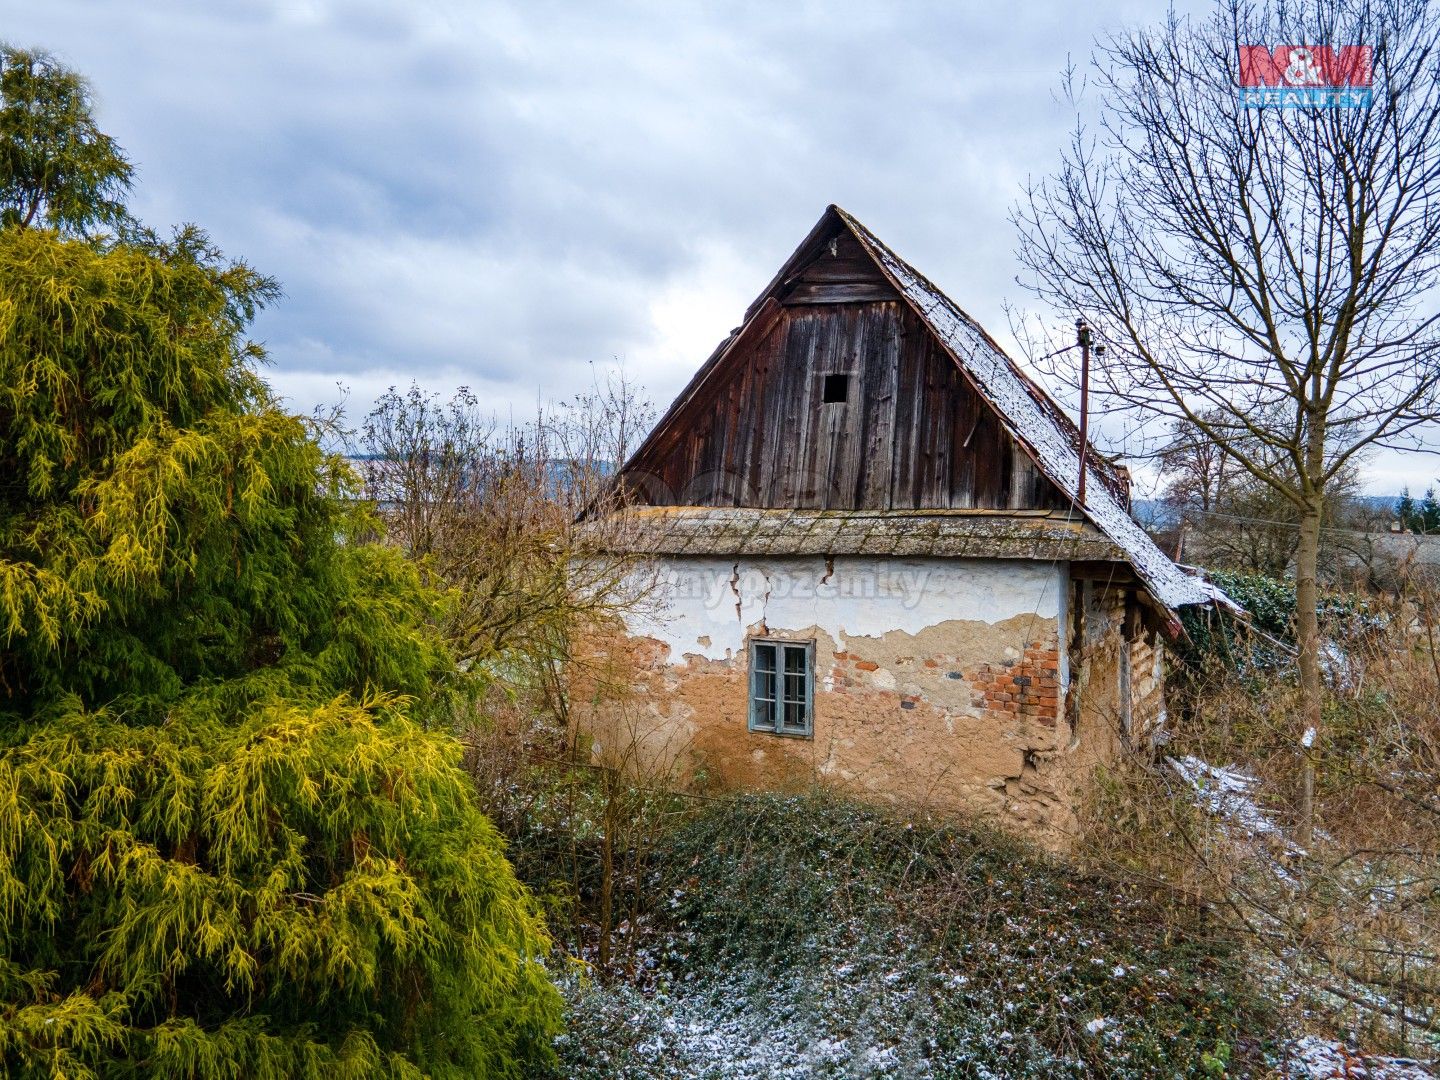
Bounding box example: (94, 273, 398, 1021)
(0, 48, 560, 1079)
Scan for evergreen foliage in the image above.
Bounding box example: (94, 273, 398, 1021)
(0, 46, 132, 236)
(1177, 571, 1377, 679)
(0, 697, 559, 1078)
(0, 53, 559, 1078)
(1397, 486, 1440, 534)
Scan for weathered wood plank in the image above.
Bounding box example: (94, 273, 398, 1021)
(782, 282, 897, 305)
(825, 313, 864, 510)
(740, 318, 782, 504)
(755, 314, 795, 506)
(620, 290, 1067, 513)
(792, 256, 885, 283)
(858, 303, 899, 508)
(950, 380, 981, 508)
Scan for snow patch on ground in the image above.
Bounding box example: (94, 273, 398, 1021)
(1286, 1034, 1435, 1079)
(1171, 755, 1292, 844)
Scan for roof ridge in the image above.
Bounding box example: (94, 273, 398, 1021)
(608, 204, 1223, 614)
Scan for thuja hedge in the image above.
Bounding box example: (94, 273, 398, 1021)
(0, 224, 560, 1076)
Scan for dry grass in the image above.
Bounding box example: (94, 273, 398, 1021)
(1079, 583, 1440, 1060)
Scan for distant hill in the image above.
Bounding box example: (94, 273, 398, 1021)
(1132, 494, 1402, 529)
(1351, 494, 1406, 511)
(1131, 499, 1176, 529)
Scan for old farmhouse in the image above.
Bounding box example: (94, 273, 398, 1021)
(581, 205, 1223, 846)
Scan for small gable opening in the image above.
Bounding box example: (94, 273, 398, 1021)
(822, 373, 851, 404)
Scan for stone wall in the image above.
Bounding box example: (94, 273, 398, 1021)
(575, 555, 1167, 848)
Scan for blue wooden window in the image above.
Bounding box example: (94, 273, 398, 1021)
(748, 639, 813, 737)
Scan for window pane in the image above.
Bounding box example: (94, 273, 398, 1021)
(783, 699, 807, 731)
(751, 643, 777, 730)
(781, 645, 810, 732)
(756, 667, 776, 705)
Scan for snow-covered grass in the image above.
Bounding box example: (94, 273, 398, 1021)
(545, 792, 1277, 1078)
(1166, 751, 1437, 1067)
(1171, 755, 1290, 843)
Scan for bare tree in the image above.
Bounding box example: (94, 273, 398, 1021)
(1159, 414, 1362, 576)
(360, 370, 656, 676)
(1014, 0, 1440, 841)
(357, 374, 707, 974)
(1158, 413, 1236, 520)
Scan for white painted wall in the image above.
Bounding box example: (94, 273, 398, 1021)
(626, 556, 1065, 664)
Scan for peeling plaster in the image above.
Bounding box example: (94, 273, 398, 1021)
(628, 556, 1064, 665)
(579, 568, 1166, 851)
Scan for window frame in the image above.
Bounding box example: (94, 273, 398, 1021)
(747, 637, 815, 738)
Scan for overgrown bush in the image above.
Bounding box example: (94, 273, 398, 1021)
(1178, 570, 1381, 681)
(0, 697, 560, 1078)
(551, 792, 1277, 1078)
(1088, 580, 1440, 1061)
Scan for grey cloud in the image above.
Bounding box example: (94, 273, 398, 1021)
(5, 0, 1427, 489)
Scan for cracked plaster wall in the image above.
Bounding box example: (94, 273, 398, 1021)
(578, 556, 1161, 848)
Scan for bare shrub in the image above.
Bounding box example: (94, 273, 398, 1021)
(359, 370, 692, 973)
(1081, 579, 1440, 1058)
(360, 372, 653, 672)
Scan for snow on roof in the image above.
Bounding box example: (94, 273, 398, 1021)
(836, 206, 1226, 612)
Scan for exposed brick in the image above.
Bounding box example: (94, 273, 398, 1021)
(855, 660, 879, 672)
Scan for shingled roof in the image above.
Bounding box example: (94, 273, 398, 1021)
(610, 205, 1226, 613)
(608, 507, 1127, 562)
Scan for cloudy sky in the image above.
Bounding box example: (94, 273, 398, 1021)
(8, 0, 1436, 494)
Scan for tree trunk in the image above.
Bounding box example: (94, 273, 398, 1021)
(1294, 498, 1324, 846)
(598, 768, 616, 972)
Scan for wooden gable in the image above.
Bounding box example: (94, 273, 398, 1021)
(621, 212, 1069, 512)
